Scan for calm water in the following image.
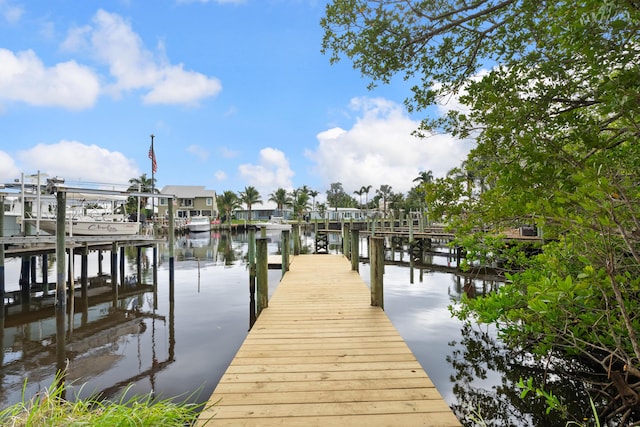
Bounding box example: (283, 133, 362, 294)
(0, 230, 581, 425)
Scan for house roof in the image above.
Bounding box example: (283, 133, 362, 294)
(160, 185, 217, 198)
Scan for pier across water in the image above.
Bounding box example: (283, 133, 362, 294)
(197, 254, 461, 426)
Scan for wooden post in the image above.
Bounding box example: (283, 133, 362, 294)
(111, 241, 118, 300)
(153, 244, 158, 310)
(350, 229, 359, 272)
(248, 226, 257, 329)
(119, 246, 125, 288)
(370, 236, 384, 309)
(342, 223, 349, 257)
(30, 256, 36, 287)
(56, 191, 66, 309)
(256, 237, 268, 316)
(97, 249, 103, 275)
(81, 244, 88, 303)
(168, 196, 175, 300)
(136, 246, 142, 285)
(409, 216, 414, 243)
(293, 224, 300, 256)
(42, 253, 48, 295)
(282, 229, 290, 277)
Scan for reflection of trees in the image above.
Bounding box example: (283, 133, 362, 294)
(218, 233, 240, 266)
(448, 323, 598, 426)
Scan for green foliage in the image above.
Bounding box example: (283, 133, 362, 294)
(326, 182, 358, 208)
(518, 377, 567, 416)
(0, 376, 205, 427)
(238, 186, 262, 221)
(323, 0, 640, 422)
(216, 190, 240, 225)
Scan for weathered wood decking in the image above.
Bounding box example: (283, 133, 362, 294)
(197, 254, 461, 426)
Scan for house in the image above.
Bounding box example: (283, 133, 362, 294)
(158, 185, 218, 219)
(234, 203, 294, 221)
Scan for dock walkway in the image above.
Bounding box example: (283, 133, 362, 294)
(197, 254, 460, 426)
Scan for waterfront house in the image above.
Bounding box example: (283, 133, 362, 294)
(158, 185, 218, 220)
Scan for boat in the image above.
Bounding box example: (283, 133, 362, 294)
(37, 215, 140, 236)
(187, 216, 212, 233)
(30, 195, 140, 236)
(255, 217, 292, 231)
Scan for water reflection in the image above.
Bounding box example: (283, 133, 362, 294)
(447, 323, 595, 427)
(1, 231, 596, 425)
(0, 230, 284, 410)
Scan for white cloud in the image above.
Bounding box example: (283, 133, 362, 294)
(433, 68, 490, 116)
(238, 148, 294, 195)
(0, 48, 100, 109)
(0, 150, 20, 181)
(219, 147, 239, 158)
(307, 97, 473, 194)
(0, 0, 23, 24)
(63, 9, 222, 105)
(16, 141, 140, 185)
(187, 144, 209, 161)
(214, 170, 227, 181)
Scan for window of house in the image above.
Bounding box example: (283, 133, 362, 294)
(206, 197, 212, 206)
(159, 198, 167, 206)
(181, 199, 193, 207)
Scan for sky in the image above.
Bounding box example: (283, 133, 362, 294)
(0, 0, 474, 203)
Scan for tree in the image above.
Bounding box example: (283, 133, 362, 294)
(216, 191, 240, 226)
(268, 188, 291, 216)
(388, 191, 405, 218)
(362, 184, 372, 213)
(376, 185, 392, 217)
(238, 186, 262, 221)
(308, 190, 319, 211)
(413, 170, 433, 219)
(290, 187, 311, 220)
(353, 187, 364, 208)
(413, 170, 433, 186)
(326, 182, 357, 209)
(126, 173, 157, 216)
(323, 1, 640, 422)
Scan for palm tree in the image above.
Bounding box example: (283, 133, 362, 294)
(362, 185, 372, 211)
(238, 186, 262, 221)
(353, 188, 364, 208)
(388, 192, 405, 218)
(268, 188, 291, 217)
(217, 191, 240, 225)
(291, 190, 311, 220)
(308, 190, 319, 211)
(376, 185, 393, 217)
(413, 170, 433, 185)
(413, 170, 433, 218)
(126, 173, 157, 216)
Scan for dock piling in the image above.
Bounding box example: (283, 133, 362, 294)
(256, 237, 268, 316)
(370, 236, 384, 309)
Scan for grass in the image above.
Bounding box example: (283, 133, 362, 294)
(0, 376, 210, 427)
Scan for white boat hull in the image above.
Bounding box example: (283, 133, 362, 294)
(187, 216, 212, 233)
(187, 224, 211, 233)
(38, 219, 140, 236)
(255, 222, 292, 231)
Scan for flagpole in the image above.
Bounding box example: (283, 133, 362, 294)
(150, 134, 155, 222)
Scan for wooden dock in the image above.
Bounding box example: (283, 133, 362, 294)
(197, 254, 461, 426)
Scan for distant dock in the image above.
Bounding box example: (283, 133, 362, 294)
(197, 255, 460, 426)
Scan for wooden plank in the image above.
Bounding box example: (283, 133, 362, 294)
(196, 254, 461, 427)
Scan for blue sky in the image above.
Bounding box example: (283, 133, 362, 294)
(0, 0, 472, 202)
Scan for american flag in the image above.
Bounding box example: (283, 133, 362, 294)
(148, 142, 157, 174)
